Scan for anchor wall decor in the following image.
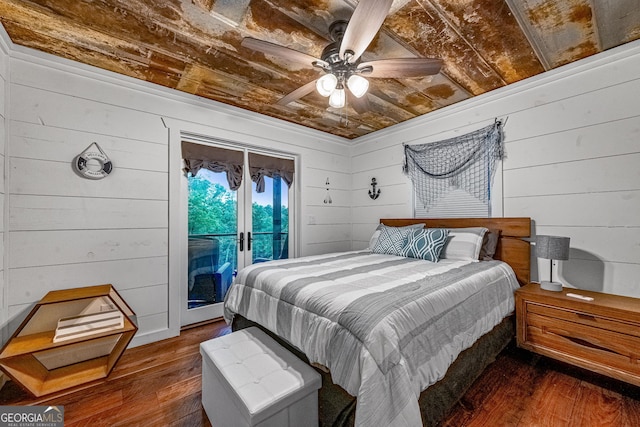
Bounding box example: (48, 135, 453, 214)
(368, 178, 381, 200)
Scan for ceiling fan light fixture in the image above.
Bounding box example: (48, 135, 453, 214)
(347, 74, 369, 98)
(316, 73, 338, 97)
(329, 86, 346, 108)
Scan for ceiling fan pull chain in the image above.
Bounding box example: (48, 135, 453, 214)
(343, 95, 349, 127)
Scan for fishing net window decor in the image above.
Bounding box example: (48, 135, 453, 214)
(403, 121, 504, 213)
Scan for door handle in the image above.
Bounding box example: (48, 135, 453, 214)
(239, 232, 244, 252)
(247, 232, 252, 251)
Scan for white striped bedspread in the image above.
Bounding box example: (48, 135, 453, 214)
(223, 251, 520, 427)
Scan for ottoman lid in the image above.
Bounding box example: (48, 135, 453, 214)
(200, 327, 321, 423)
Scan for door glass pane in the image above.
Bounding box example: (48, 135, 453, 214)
(252, 175, 289, 263)
(187, 169, 237, 309)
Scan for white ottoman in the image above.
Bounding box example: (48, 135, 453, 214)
(200, 326, 321, 427)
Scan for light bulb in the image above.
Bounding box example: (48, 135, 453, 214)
(316, 74, 338, 97)
(329, 87, 345, 108)
(347, 74, 369, 98)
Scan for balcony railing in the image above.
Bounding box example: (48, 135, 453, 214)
(188, 231, 289, 270)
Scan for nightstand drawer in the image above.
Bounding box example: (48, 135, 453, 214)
(526, 302, 640, 338)
(527, 313, 640, 377)
(516, 283, 640, 387)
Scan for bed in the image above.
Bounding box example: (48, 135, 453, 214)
(224, 217, 531, 427)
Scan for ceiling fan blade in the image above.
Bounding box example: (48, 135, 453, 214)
(241, 38, 324, 69)
(340, 0, 393, 62)
(276, 80, 318, 106)
(349, 94, 370, 114)
(359, 58, 443, 78)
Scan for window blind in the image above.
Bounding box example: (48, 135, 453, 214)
(413, 188, 490, 218)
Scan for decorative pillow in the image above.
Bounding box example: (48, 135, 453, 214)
(371, 224, 425, 255)
(368, 224, 384, 250)
(400, 228, 449, 262)
(479, 228, 501, 260)
(439, 227, 489, 261)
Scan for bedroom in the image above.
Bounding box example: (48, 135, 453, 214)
(0, 0, 639, 425)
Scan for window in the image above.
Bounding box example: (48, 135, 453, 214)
(405, 121, 504, 218)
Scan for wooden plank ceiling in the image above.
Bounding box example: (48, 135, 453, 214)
(1, 0, 639, 139)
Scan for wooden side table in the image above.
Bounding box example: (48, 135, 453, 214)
(515, 282, 640, 387)
(0, 284, 137, 397)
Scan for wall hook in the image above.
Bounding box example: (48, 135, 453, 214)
(324, 178, 332, 204)
(368, 178, 381, 200)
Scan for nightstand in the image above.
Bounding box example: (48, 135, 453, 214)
(515, 283, 640, 387)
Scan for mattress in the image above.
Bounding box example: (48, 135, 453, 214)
(223, 251, 520, 427)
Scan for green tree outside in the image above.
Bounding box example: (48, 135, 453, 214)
(188, 174, 288, 267)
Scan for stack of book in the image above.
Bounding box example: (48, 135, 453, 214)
(53, 310, 124, 343)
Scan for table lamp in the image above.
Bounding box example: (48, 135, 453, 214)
(536, 235, 570, 291)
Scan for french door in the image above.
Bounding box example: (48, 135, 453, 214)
(181, 144, 293, 326)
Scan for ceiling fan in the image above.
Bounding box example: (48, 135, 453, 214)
(241, 0, 443, 112)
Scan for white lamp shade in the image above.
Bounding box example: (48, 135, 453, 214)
(316, 74, 338, 97)
(329, 87, 346, 108)
(347, 74, 369, 98)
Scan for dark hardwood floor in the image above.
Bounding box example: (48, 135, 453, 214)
(2, 320, 640, 426)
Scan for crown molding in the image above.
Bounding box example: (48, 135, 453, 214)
(351, 38, 640, 146)
(0, 23, 13, 55)
(4, 21, 639, 149)
(3, 29, 351, 147)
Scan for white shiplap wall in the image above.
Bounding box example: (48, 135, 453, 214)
(351, 40, 640, 298)
(0, 26, 8, 349)
(1, 26, 351, 346)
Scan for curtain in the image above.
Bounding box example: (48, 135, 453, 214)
(249, 153, 294, 193)
(403, 121, 504, 212)
(181, 142, 243, 190)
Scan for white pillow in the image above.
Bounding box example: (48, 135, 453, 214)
(439, 227, 488, 261)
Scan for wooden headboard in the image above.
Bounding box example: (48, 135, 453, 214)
(380, 217, 532, 286)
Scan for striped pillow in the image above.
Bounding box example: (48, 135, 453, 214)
(371, 224, 424, 256)
(400, 228, 449, 262)
(439, 227, 489, 261)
